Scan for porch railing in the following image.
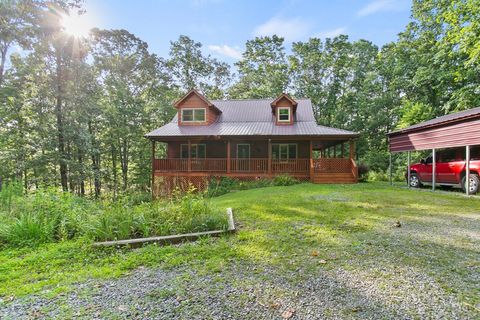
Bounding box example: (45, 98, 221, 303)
(313, 158, 352, 173)
(154, 158, 353, 174)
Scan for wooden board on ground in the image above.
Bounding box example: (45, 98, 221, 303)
(93, 208, 236, 248)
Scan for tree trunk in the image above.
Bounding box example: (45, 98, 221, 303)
(111, 144, 118, 199)
(55, 50, 68, 192)
(78, 152, 85, 196)
(67, 142, 74, 193)
(119, 138, 128, 191)
(23, 169, 28, 193)
(0, 45, 8, 87)
(88, 121, 101, 198)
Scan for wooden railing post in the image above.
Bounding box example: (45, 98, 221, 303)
(227, 140, 231, 174)
(188, 139, 192, 172)
(349, 140, 355, 160)
(268, 139, 272, 175)
(309, 140, 314, 180)
(151, 140, 155, 199)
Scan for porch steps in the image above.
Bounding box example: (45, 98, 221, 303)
(312, 172, 357, 184)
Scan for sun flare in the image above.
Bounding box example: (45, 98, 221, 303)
(60, 12, 93, 38)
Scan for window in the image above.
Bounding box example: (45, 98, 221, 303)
(439, 149, 457, 162)
(237, 144, 250, 159)
(277, 107, 291, 122)
(180, 144, 206, 159)
(272, 144, 297, 160)
(181, 108, 206, 122)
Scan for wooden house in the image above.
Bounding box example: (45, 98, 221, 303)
(146, 90, 359, 196)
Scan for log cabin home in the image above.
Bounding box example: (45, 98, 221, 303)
(146, 89, 359, 196)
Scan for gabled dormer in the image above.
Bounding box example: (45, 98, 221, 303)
(271, 93, 297, 125)
(174, 89, 222, 126)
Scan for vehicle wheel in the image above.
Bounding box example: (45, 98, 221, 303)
(461, 174, 480, 194)
(409, 173, 422, 188)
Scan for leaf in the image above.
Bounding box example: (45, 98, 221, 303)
(281, 308, 295, 319)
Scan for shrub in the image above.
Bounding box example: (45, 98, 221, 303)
(0, 187, 227, 247)
(272, 174, 299, 186)
(357, 163, 370, 182)
(0, 181, 23, 213)
(206, 177, 238, 197)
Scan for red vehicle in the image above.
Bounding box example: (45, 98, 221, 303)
(408, 146, 480, 194)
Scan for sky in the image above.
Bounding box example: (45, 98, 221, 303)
(84, 0, 412, 64)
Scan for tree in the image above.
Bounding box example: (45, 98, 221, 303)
(92, 29, 175, 194)
(229, 35, 289, 99)
(167, 35, 231, 99)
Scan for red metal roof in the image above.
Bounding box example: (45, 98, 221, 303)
(146, 98, 358, 139)
(388, 106, 480, 136)
(388, 107, 480, 152)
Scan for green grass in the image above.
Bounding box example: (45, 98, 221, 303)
(0, 186, 227, 246)
(0, 182, 478, 313)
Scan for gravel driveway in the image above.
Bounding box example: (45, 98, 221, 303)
(1, 258, 476, 320)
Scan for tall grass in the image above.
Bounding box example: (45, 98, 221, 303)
(0, 185, 227, 247)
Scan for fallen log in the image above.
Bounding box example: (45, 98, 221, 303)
(93, 207, 236, 248)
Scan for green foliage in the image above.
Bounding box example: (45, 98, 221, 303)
(397, 100, 434, 129)
(0, 187, 227, 247)
(206, 177, 238, 197)
(272, 174, 298, 186)
(0, 182, 478, 311)
(1, 0, 480, 196)
(357, 163, 370, 182)
(206, 175, 299, 197)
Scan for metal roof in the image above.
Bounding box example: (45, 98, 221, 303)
(146, 98, 358, 139)
(388, 106, 480, 136)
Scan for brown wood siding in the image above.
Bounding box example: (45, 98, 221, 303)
(167, 141, 227, 158)
(177, 94, 217, 125)
(389, 118, 480, 152)
(274, 97, 294, 125)
(166, 140, 310, 158)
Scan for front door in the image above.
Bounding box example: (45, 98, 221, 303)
(237, 144, 250, 171)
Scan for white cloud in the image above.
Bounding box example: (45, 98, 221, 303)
(208, 44, 242, 60)
(357, 0, 406, 17)
(316, 27, 347, 39)
(253, 17, 310, 41)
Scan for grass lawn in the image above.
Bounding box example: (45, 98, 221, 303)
(0, 182, 479, 318)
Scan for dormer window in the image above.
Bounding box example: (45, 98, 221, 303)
(278, 107, 291, 122)
(182, 108, 206, 122)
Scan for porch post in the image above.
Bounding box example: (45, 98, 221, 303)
(349, 140, 355, 159)
(227, 140, 231, 174)
(341, 142, 344, 158)
(268, 139, 272, 175)
(466, 145, 470, 195)
(188, 139, 192, 172)
(309, 140, 314, 180)
(389, 153, 393, 186)
(407, 151, 411, 189)
(333, 145, 337, 158)
(432, 148, 436, 191)
(151, 140, 155, 199)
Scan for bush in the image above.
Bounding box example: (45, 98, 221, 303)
(272, 174, 299, 186)
(0, 187, 227, 247)
(357, 163, 370, 182)
(206, 177, 238, 197)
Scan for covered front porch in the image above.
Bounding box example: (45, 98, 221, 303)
(151, 138, 358, 183)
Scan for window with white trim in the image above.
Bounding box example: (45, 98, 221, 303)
(180, 144, 206, 159)
(277, 107, 291, 122)
(181, 108, 206, 122)
(272, 144, 297, 160)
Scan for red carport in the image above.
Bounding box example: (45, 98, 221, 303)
(387, 107, 480, 195)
